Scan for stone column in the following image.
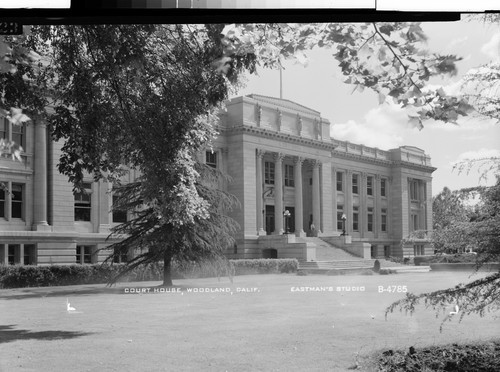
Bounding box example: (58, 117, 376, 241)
(332, 167, 338, 234)
(375, 174, 381, 238)
(312, 160, 321, 234)
(346, 170, 352, 234)
(33, 120, 50, 230)
(360, 172, 367, 238)
(274, 153, 284, 235)
(98, 180, 111, 233)
(256, 149, 266, 235)
(294, 156, 305, 236)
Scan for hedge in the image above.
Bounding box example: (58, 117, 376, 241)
(414, 253, 481, 266)
(0, 258, 298, 289)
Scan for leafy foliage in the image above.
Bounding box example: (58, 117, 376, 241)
(1, 25, 259, 286)
(387, 179, 500, 328)
(371, 340, 500, 372)
(221, 22, 474, 128)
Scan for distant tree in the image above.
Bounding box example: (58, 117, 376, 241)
(387, 178, 500, 328)
(431, 187, 473, 253)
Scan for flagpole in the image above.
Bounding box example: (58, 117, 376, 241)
(279, 65, 283, 99)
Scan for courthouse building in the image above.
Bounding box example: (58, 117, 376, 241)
(0, 94, 435, 266)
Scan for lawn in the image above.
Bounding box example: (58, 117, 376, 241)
(1, 271, 499, 371)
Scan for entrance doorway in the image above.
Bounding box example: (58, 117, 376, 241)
(265, 205, 275, 235)
(284, 206, 295, 234)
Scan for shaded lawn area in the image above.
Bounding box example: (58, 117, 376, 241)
(1, 271, 499, 371)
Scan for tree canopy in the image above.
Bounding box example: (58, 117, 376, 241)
(1, 24, 256, 285)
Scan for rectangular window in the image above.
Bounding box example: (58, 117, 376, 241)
(11, 183, 23, 219)
(381, 208, 387, 232)
(0, 187, 5, 218)
(76, 245, 93, 264)
(24, 244, 36, 265)
(337, 205, 344, 231)
(113, 247, 129, 263)
(264, 161, 275, 185)
(0, 118, 7, 140)
(384, 245, 391, 258)
(284, 164, 294, 187)
(112, 195, 127, 223)
(74, 182, 92, 221)
(367, 176, 373, 196)
(8, 245, 17, 265)
(0, 118, 26, 151)
(381, 178, 387, 197)
(336, 172, 343, 192)
(367, 207, 373, 232)
(413, 244, 424, 256)
(12, 124, 25, 148)
(352, 174, 359, 194)
(353, 206, 359, 231)
(411, 214, 419, 231)
(410, 180, 419, 201)
(206, 151, 217, 169)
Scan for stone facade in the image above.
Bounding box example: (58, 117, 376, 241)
(0, 94, 435, 266)
(208, 94, 435, 259)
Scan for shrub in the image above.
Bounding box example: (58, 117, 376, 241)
(231, 259, 298, 275)
(0, 258, 298, 289)
(379, 268, 397, 275)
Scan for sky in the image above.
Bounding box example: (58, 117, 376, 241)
(231, 18, 500, 196)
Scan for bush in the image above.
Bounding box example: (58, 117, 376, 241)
(231, 259, 298, 275)
(0, 258, 298, 289)
(414, 253, 481, 266)
(379, 268, 397, 275)
(373, 340, 500, 372)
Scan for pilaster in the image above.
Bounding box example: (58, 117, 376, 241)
(274, 152, 284, 234)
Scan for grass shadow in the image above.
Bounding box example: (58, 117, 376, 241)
(0, 325, 94, 344)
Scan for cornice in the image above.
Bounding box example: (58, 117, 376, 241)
(331, 150, 393, 167)
(244, 94, 322, 118)
(391, 160, 437, 173)
(226, 125, 337, 152)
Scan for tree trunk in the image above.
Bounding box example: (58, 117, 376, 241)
(163, 251, 173, 287)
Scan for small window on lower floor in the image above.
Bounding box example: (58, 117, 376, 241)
(76, 245, 94, 264)
(8, 245, 17, 265)
(23, 244, 36, 265)
(113, 247, 129, 263)
(413, 244, 425, 256)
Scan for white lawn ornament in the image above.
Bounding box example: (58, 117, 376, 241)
(66, 298, 76, 312)
(449, 304, 459, 316)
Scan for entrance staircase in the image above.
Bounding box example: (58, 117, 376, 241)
(295, 237, 429, 274)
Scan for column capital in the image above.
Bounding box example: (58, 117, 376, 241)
(346, 169, 353, 176)
(375, 174, 381, 181)
(256, 149, 265, 159)
(311, 159, 321, 168)
(293, 156, 304, 166)
(273, 152, 285, 163)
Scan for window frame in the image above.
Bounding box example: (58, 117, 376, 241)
(367, 207, 373, 232)
(205, 150, 217, 169)
(381, 178, 387, 197)
(284, 164, 294, 187)
(381, 208, 387, 232)
(352, 206, 359, 231)
(336, 172, 343, 192)
(367, 176, 373, 196)
(336, 205, 344, 231)
(352, 174, 359, 195)
(1, 117, 26, 149)
(74, 182, 92, 222)
(76, 245, 94, 264)
(264, 161, 275, 185)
